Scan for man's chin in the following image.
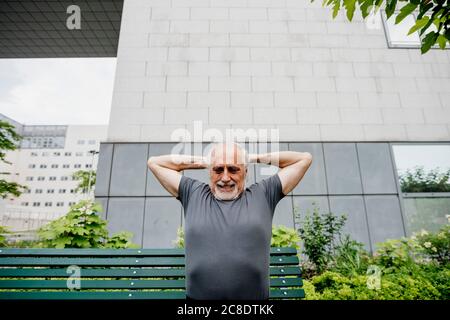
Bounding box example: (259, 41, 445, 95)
(214, 190, 239, 200)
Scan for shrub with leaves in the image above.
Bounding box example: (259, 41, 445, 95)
(271, 225, 301, 249)
(332, 235, 370, 277)
(0, 225, 9, 247)
(37, 200, 138, 249)
(173, 226, 184, 248)
(305, 270, 441, 300)
(296, 207, 347, 274)
(414, 225, 450, 265)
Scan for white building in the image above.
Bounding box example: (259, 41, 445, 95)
(0, 114, 107, 231)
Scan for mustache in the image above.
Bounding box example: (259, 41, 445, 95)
(216, 182, 236, 187)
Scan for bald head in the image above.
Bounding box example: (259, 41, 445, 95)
(207, 143, 248, 200)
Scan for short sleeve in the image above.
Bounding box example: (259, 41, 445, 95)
(259, 174, 285, 213)
(176, 175, 203, 211)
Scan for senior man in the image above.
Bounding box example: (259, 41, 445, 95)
(147, 143, 312, 300)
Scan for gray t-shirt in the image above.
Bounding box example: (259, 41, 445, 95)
(177, 174, 285, 300)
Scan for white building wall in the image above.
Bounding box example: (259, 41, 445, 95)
(107, 0, 450, 142)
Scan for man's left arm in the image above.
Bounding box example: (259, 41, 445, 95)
(249, 151, 313, 195)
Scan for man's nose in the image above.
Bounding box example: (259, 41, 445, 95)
(221, 169, 231, 182)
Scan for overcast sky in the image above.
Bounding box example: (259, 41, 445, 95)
(0, 58, 116, 125)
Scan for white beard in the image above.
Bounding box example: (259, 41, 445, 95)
(212, 185, 241, 201)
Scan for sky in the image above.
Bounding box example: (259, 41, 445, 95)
(0, 58, 116, 125)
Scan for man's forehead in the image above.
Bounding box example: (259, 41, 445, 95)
(210, 144, 245, 165)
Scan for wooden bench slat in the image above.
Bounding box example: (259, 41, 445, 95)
(0, 247, 297, 257)
(0, 290, 186, 300)
(0, 255, 298, 267)
(0, 266, 301, 278)
(0, 278, 302, 289)
(0, 289, 304, 300)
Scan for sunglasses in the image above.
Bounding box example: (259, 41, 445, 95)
(212, 165, 241, 174)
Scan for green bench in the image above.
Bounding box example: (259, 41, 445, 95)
(0, 247, 304, 300)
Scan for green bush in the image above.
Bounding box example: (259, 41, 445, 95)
(271, 225, 300, 249)
(331, 235, 370, 277)
(0, 225, 9, 247)
(295, 207, 347, 274)
(415, 225, 450, 265)
(305, 271, 442, 300)
(37, 200, 139, 249)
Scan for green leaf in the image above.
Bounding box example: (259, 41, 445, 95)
(395, 3, 418, 25)
(385, 0, 398, 19)
(332, 0, 341, 19)
(421, 31, 438, 54)
(407, 16, 429, 35)
(437, 34, 447, 49)
(343, 0, 356, 21)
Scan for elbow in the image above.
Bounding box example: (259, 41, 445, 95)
(304, 152, 313, 166)
(147, 157, 156, 168)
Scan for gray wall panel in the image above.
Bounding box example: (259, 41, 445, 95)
(146, 143, 177, 196)
(107, 197, 145, 246)
(95, 197, 109, 220)
(289, 143, 327, 195)
(365, 195, 405, 248)
(94, 143, 113, 197)
(255, 143, 288, 182)
(143, 197, 182, 248)
(357, 143, 397, 194)
(329, 196, 371, 250)
(323, 143, 363, 194)
(273, 196, 294, 228)
(292, 196, 330, 221)
(110, 144, 149, 196)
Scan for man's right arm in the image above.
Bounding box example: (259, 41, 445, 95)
(147, 155, 208, 197)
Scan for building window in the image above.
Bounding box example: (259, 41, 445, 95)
(74, 164, 81, 168)
(59, 189, 66, 194)
(51, 164, 59, 168)
(88, 140, 96, 145)
(70, 189, 75, 193)
(40, 164, 47, 169)
(35, 189, 43, 194)
(21, 202, 29, 206)
(47, 189, 54, 193)
(45, 202, 52, 207)
(56, 202, 64, 207)
(61, 176, 69, 181)
(62, 164, 70, 168)
(68, 202, 76, 206)
(25, 176, 33, 181)
(37, 176, 45, 181)
(382, 10, 444, 49)
(30, 152, 38, 157)
(42, 152, 49, 156)
(32, 202, 41, 207)
(77, 140, 85, 145)
(49, 176, 56, 181)
(53, 152, 61, 156)
(392, 144, 450, 235)
(75, 152, 83, 157)
(28, 164, 36, 169)
(85, 164, 92, 168)
(65, 152, 72, 156)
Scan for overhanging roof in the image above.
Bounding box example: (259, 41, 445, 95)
(0, 0, 124, 58)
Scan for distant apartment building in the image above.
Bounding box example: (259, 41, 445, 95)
(0, 113, 107, 230)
